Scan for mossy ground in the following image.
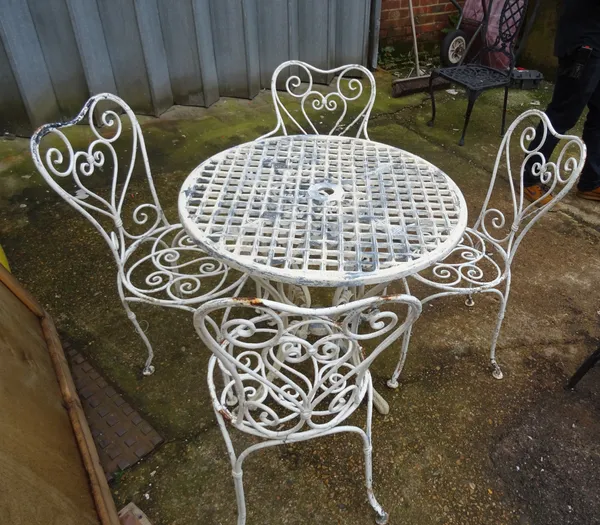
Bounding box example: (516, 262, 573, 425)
(1, 71, 599, 525)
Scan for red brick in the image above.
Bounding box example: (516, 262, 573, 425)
(380, 18, 406, 30)
(386, 25, 412, 37)
(431, 3, 448, 13)
(418, 32, 444, 42)
(381, 9, 401, 20)
(418, 12, 450, 23)
(435, 12, 451, 22)
(380, 0, 459, 43)
(417, 22, 442, 34)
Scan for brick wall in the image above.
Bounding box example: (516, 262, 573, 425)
(380, 0, 460, 44)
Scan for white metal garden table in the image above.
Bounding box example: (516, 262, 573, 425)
(179, 134, 467, 284)
(179, 134, 468, 411)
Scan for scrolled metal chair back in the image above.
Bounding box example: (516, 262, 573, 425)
(473, 109, 586, 263)
(30, 93, 167, 264)
(261, 60, 376, 140)
(194, 295, 421, 439)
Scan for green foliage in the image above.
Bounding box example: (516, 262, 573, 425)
(379, 46, 402, 70)
(441, 13, 460, 34)
(378, 44, 442, 76)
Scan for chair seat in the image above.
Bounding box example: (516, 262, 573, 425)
(412, 227, 509, 292)
(436, 65, 510, 91)
(122, 223, 246, 308)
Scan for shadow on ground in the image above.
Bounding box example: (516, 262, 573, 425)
(491, 366, 600, 525)
(0, 70, 599, 525)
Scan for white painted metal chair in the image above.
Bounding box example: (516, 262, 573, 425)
(30, 93, 247, 375)
(387, 109, 586, 387)
(194, 295, 422, 525)
(258, 59, 379, 309)
(260, 60, 376, 140)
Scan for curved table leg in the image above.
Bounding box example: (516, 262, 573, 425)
(373, 390, 390, 415)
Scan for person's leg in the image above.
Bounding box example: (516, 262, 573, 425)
(578, 77, 600, 192)
(524, 55, 600, 188)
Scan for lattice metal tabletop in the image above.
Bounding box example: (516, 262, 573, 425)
(179, 135, 468, 287)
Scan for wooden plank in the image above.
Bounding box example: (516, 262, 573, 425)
(0, 37, 30, 136)
(157, 0, 204, 106)
(133, 0, 173, 115)
(0, 254, 44, 318)
(0, 280, 101, 525)
(65, 0, 118, 95)
(0, 263, 120, 525)
(27, 0, 89, 120)
(0, 0, 61, 127)
(192, 0, 220, 106)
(96, 0, 153, 113)
(42, 314, 121, 525)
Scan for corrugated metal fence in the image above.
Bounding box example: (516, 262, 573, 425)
(0, 0, 376, 136)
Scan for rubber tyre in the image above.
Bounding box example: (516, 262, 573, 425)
(440, 29, 468, 67)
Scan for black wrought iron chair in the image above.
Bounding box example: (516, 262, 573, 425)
(428, 0, 529, 146)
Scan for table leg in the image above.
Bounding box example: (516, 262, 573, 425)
(339, 288, 397, 416)
(338, 283, 394, 416)
(373, 390, 390, 415)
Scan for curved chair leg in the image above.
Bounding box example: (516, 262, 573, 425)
(387, 327, 412, 389)
(364, 379, 389, 524)
(458, 90, 481, 146)
(489, 275, 512, 380)
(214, 386, 389, 525)
(387, 277, 414, 389)
(120, 290, 156, 376)
(427, 72, 438, 127)
(213, 406, 248, 525)
(501, 84, 509, 136)
(465, 293, 475, 307)
(231, 469, 246, 525)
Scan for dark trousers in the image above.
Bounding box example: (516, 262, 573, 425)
(525, 54, 600, 191)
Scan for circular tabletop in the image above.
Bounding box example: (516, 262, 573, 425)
(179, 135, 468, 287)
